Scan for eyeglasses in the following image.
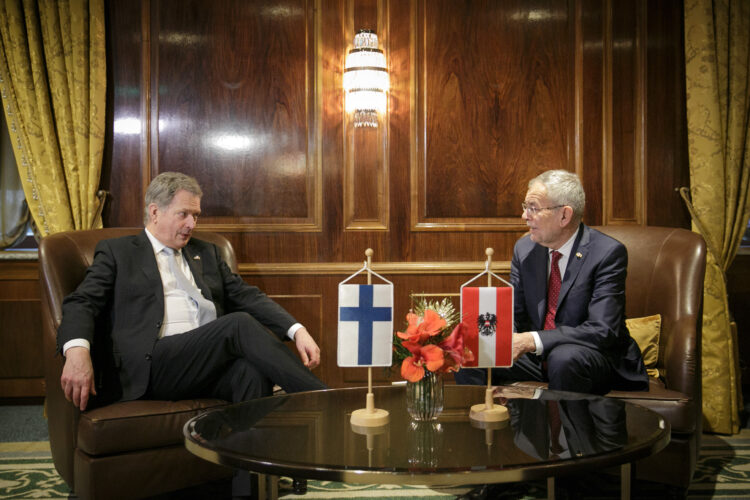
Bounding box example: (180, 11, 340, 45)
(521, 202, 564, 216)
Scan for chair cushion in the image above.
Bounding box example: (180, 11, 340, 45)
(77, 399, 228, 455)
(626, 314, 661, 378)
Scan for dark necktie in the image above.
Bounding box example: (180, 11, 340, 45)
(544, 250, 562, 330)
(163, 248, 217, 326)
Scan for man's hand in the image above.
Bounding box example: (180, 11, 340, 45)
(294, 327, 321, 370)
(60, 347, 97, 411)
(494, 384, 536, 404)
(512, 332, 536, 362)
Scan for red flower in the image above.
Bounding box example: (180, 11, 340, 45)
(438, 322, 474, 372)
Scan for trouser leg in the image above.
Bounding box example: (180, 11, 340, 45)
(148, 312, 326, 400)
(546, 344, 613, 394)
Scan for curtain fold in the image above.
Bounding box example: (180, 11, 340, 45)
(0, 112, 29, 248)
(0, 0, 106, 237)
(684, 0, 750, 434)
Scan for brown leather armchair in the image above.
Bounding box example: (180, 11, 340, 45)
(39, 228, 233, 500)
(515, 226, 706, 495)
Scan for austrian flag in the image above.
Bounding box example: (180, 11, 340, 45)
(461, 287, 513, 367)
(337, 284, 394, 367)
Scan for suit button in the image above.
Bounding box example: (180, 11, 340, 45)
(156, 321, 162, 328)
(145, 353, 152, 361)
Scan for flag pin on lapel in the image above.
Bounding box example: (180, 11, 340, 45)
(576, 252, 582, 259)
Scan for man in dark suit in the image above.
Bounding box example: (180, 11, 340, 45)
(58, 172, 326, 413)
(456, 169, 648, 394)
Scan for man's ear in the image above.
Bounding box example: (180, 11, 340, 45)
(147, 203, 159, 223)
(559, 206, 574, 228)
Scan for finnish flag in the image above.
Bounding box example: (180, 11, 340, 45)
(337, 284, 393, 367)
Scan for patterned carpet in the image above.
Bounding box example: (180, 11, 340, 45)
(1, 431, 749, 499)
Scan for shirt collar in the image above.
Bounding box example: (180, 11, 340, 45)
(551, 226, 580, 259)
(145, 228, 172, 255)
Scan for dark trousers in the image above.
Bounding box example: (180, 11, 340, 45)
(455, 344, 614, 395)
(147, 311, 327, 403)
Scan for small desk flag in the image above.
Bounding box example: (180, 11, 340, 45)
(338, 284, 394, 367)
(461, 287, 513, 368)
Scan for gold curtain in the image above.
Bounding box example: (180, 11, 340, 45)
(684, 0, 750, 434)
(0, 0, 106, 236)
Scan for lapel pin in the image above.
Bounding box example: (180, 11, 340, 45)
(576, 252, 582, 259)
(193, 255, 201, 260)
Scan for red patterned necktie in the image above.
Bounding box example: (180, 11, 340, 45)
(544, 250, 562, 330)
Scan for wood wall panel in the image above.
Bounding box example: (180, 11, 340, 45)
(0, 267, 44, 398)
(412, 0, 574, 231)
(579, 0, 604, 223)
(151, 0, 322, 232)
(71, 0, 691, 390)
(343, 0, 389, 231)
(605, 0, 645, 224)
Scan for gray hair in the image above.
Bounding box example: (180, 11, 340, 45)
(528, 169, 585, 221)
(143, 172, 203, 225)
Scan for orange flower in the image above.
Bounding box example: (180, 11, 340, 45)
(400, 342, 445, 382)
(396, 309, 447, 343)
(393, 304, 475, 382)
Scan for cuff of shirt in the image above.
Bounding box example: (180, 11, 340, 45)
(530, 331, 543, 356)
(287, 323, 303, 340)
(62, 339, 90, 356)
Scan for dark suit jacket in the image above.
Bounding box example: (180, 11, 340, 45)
(510, 223, 648, 390)
(57, 230, 297, 402)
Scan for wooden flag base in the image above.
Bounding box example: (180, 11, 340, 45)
(351, 392, 390, 427)
(469, 388, 509, 423)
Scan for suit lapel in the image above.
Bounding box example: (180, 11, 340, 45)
(557, 224, 588, 308)
(135, 231, 165, 313)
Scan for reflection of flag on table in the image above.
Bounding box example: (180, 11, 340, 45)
(461, 287, 513, 367)
(338, 284, 393, 367)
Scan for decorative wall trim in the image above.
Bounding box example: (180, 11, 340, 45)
(239, 260, 511, 276)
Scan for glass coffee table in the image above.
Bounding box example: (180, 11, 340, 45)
(184, 384, 669, 499)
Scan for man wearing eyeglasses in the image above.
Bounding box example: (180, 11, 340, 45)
(456, 169, 648, 395)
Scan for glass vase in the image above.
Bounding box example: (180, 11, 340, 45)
(405, 371, 444, 421)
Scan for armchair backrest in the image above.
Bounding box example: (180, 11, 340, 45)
(594, 226, 706, 396)
(38, 228, 237, 486)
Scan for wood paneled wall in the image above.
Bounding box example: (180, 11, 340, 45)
(102, 0, 689, 388)
(0, 0, 691, 396)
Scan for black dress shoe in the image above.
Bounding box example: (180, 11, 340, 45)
(292, 478, 307, 495)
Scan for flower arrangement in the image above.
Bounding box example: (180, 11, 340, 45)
(393, 298, 476, 382)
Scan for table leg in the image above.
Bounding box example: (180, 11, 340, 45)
(256, 473, 266, 499)
(620, 462, 632, 500)
(253, 473, 279, 500)
(267, 475, 279, 500)
(547, 477, 556, 500)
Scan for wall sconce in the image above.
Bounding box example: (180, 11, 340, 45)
(343, 29, 389, 128)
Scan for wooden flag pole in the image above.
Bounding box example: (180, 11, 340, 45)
(351, 248, 390, 427)
(469, 248, 509, 423)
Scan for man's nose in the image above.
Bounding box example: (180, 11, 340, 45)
(521, 209, 528, 221)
